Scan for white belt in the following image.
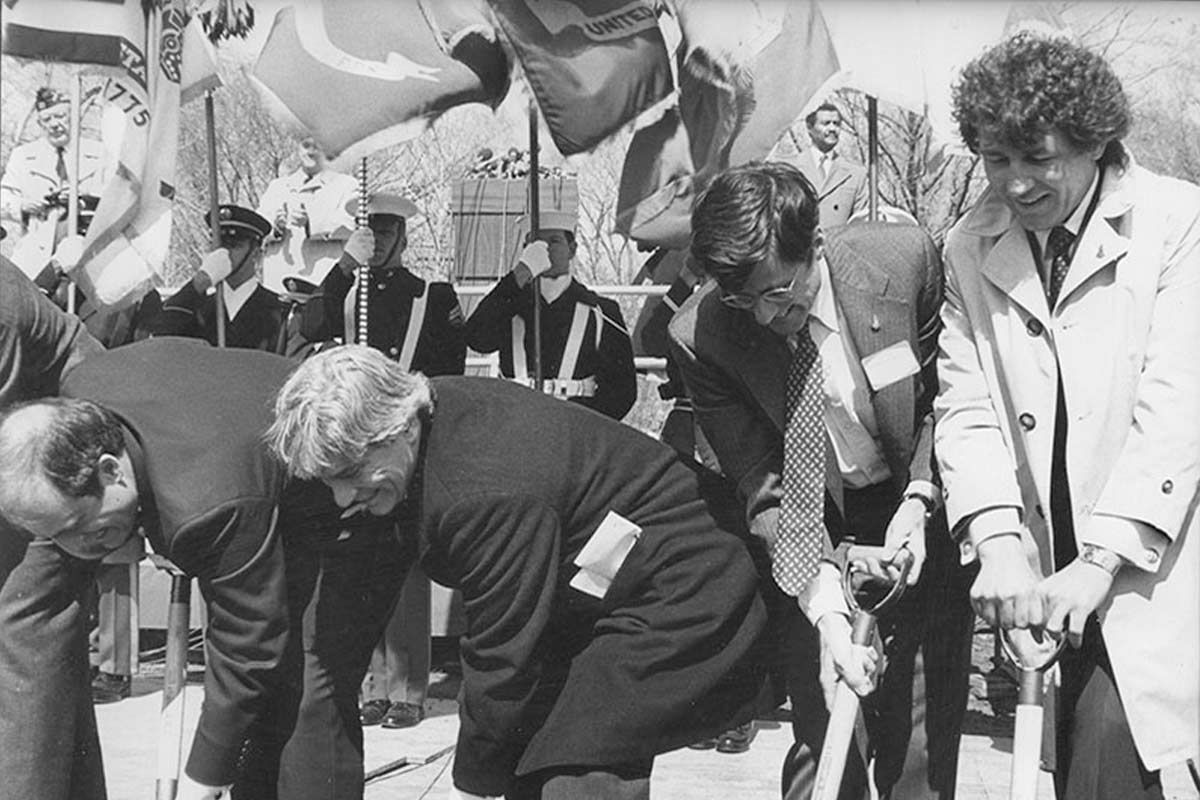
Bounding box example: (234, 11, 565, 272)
(507, 376, 597, 399)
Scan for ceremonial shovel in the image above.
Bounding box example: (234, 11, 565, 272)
(1002, 628, 1065, 800)
(812, 545, 914, 800)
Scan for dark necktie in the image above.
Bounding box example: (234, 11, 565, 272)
(774, 324, 826, 595)
(55, 147, 68, 183)
(1044, 226, 1074, 307)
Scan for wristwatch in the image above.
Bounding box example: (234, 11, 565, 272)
(1077, 543, 1123, 576)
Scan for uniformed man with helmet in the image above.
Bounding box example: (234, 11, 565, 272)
(465, 208, 638, 421)
(150, 204, 311, 357)
(305, 192, 466, 376)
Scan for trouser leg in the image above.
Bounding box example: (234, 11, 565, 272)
(1054, 618, 1163, 800)
(0, 535, 105, 800)
(386, 564, 431, 705)
(275, 519, 411, 800)
(96, 562, 134, 676)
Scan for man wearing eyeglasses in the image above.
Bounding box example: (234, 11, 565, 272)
(668, 161, 972, 800)
(150, 204, 312, 357)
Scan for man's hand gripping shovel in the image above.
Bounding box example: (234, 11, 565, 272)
(1002, 627, 1065, 800)
(812, 545, 914, 800)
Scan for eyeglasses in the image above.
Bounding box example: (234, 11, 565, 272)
(720, 264, 804, 310)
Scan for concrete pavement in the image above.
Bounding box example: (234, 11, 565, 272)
(95, 667, 1197, 799)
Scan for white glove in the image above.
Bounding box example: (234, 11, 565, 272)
(176, 772, 231, 800)
(447, 785, 497, 800)
(517, 240, 551, 278)
(198, 248, 234, 286)
(343, 227, 375, 267)
(52, 234, 86, 272)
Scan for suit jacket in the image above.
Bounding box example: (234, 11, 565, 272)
(465, 273, 638, 420)
(935, 156, 1200, 771)
(0, 137, 107, 278)
(668, 222, 942, 544)
(315, 260, 466, 376)
(411, 377, 767, 796)
(60, 339, 307, 785)
(780, 146, 869, 228)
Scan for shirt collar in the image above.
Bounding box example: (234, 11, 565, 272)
(539, 273, 572, 303)
(809, 254, 839, 334)
(222, 279, 259, 319)
(1033, 168, 1100, 248)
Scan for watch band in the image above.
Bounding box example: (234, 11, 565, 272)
(903, 492, 936, 517)
(1077, 543, 1123, 576)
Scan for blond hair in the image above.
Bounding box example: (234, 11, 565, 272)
(268, 345, 433, 479)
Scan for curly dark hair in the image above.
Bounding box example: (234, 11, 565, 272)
(690, 161, 820, 293)
(952, 32, 1131, 167)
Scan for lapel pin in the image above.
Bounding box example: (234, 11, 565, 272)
(870, 313, 881, 332)
(1096, 245, 1105, 259)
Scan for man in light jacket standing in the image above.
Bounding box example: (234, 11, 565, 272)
(937, 32, 1199, 800)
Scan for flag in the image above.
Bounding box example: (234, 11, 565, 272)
(3, 0, 214, 309)
(615, 0, 838, 248)
(2, 0, 148, 67)
(251, 0, 508, 161)
(485, 0, 673, 156)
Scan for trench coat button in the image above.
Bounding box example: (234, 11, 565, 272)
(388, 346, 399, 357)
(1146, 550, 1160, 564)
(1162, 479, 1174, 494)
(1026, 318, 1044, 336)
(1019, 412, 1036, 431)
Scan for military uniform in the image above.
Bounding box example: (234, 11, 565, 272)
(314, 258, 466, 375)
(465, 272, 638, 420)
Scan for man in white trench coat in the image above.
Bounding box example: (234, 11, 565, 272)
(935, 32, 1199, 800)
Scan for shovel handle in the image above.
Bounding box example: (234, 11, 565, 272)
(813, 680, 861, 800)
(1010, 670, 1045, 800)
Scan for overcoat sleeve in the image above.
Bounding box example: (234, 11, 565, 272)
(438, 493, 562, 797)
(174, 500, 290, 787)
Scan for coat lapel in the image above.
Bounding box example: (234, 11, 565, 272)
(1058, 171, 1133, 306)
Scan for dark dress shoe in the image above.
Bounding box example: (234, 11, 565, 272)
(92, 671, 131, 704)
(360, 698, 391, 726)
(381, 701, 424, 729)
(686, 736, 719, 750)
(715, 722, 756, 754)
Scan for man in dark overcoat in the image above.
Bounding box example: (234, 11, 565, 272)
(0, 255, 105, 800)
(268, 344, 771, 800)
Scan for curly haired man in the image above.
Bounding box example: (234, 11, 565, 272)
(937, 32, 1200, 800)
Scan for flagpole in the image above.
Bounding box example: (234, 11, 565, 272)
(65, 74, 82, 315)
(356, 157, 369, 345)
(867, 95, 879, 222)
(204, 89, 226, 347)
(528, 99, 542, 388)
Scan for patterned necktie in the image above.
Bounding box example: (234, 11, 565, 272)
(1044, 226, 1075, 307)
(774, 324, 826, 596)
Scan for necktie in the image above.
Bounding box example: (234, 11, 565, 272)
(818, 153, 830, 182)
(774, 324, 826, 596)
(55, 147, 68, 183)
(1044, 226, 1074, 307)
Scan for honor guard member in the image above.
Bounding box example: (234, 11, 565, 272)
(305, 192, 466, 375)
(0, 87, 106, 290)
(150, 204, 311, 357)
(465, 209, 638, 421)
